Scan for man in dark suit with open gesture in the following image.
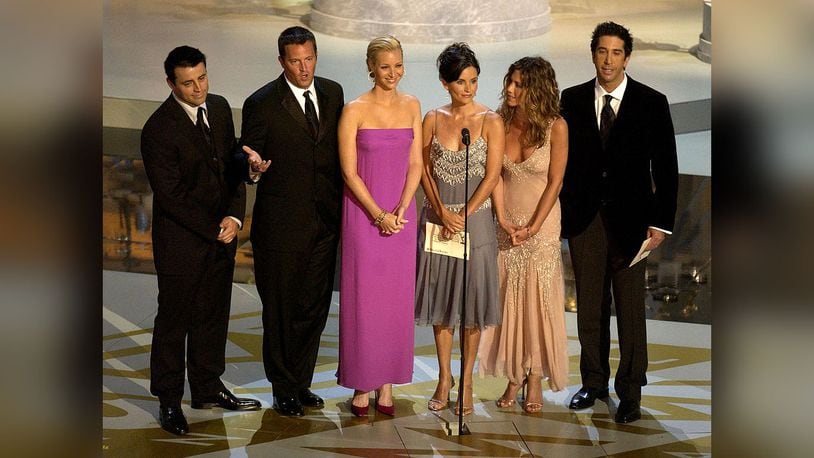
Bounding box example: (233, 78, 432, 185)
(239, 27, 345, 417)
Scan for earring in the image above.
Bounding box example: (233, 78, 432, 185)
(368, 71, 374, 82)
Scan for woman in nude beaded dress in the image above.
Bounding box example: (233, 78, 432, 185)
(415, 43, 504, 416)
(478, 56, 569, 413)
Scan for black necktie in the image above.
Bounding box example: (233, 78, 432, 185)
(303, 90, 319, 138)
(599, 94, 615, 150)
(196, 107, 212, 146)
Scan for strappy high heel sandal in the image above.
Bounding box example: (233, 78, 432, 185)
(522, 374, 543, 414)
(428, 378, 455, 411)
(454, 384, 474, 416)
(523, 400, 543, 414)
(496, 378, 526, 408)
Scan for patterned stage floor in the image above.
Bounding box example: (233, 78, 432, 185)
(103, 270, 710, 457)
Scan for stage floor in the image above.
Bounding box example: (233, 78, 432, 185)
(103, 270, 710, 457)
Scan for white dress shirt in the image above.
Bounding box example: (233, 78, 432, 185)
(284, 76, 320, 120)
(593, 73, 627, 129)
(172, 93, 209, 128)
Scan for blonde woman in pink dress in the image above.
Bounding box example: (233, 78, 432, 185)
(478, 56, 569, 413)
(337, 36, 423, 417)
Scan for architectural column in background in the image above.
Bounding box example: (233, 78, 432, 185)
(697, 1, 711, 63)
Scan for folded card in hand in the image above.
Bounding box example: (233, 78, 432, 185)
(424, 222, 470, 260)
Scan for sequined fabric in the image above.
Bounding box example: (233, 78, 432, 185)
(415, 135, 500, 329)
(478, 124, 569, 390)
(429, 136, 487, 187)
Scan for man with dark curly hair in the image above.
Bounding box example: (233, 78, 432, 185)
(560, 21, 679, 424)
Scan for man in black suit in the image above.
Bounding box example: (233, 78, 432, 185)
(239, 27, 344, 417)
(141, 46, 261, 436)
(560, 22, 679, 424)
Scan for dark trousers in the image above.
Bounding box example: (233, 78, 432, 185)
(253, 221, 337, 399)
(568, 211, 648, 401)
(150, 244, 233, 406)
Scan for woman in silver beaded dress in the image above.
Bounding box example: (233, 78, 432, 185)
(415, 43, 504, 416)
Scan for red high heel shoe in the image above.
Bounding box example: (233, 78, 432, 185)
(350, 390, 369, 417)
(375, 389, 395, 416)
(351, 403, 369, 417)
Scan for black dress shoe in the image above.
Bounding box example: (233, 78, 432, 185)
(159, 405, 189, 436)
(272, 396, 305, 417)
(614, 400, 641, 423)
(298, 388, 324, 408)
(191, 389, 261, 411)
(568, 386, 610, 410)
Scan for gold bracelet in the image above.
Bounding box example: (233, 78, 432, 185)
(374, 210, 387, 226)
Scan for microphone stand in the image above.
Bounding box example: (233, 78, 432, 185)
(455, 128, 472, 436)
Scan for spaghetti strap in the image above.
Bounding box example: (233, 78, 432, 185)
(470, 108, 490, 139)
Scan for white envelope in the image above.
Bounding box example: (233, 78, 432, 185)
(424, 222, 470, 260)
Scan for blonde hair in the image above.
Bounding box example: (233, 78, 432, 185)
(366, 36, 403, 72)
(497, 56, 560, 148)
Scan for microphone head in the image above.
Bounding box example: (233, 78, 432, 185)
(461, 128, 471, 146)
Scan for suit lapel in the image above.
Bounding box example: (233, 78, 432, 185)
(582, 83, 599, 132)
(605, 78, 643, 153)
(168, 96, 219, 174)
(575, 81, 602, 147)
(612, 77, 639, 135)
(204, 96, 225, 176)
(277, 75, 312, 138)
(314, 78, 329, 143)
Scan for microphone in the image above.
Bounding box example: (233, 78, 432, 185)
(461, 128, 470, 146)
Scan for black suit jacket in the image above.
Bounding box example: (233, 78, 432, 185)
(141, 93, 246, 273)
(560, 77, 678, 258)
(240, 74, 344, 252)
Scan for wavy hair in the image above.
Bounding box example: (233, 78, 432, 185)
(497, 56, 559, 148)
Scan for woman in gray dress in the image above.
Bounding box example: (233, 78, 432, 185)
(415, 43, 504, 415)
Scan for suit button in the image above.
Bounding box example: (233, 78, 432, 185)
(601, 171, 608, 178)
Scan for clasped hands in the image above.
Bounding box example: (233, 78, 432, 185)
(377, 207, 408, 235)
(500, 221, 534, 247)
(438, 209, 465, 241)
